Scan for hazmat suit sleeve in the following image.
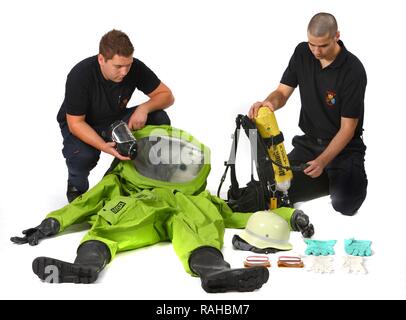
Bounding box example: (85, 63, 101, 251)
(202, 191, 252, 229)
(46, 174, 125, 232)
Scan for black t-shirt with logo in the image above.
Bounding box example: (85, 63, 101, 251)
(57, 56, 161, 127)
(280, 40, 366, 140)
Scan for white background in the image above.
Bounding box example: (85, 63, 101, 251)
(0, 0, 405, 300)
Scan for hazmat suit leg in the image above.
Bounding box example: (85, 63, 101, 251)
(168, 193, 269, 293)
(189, 246, 269, 293)
(33, 190, 176, 283)
(32, 240, 110, 283)
(31, 174, 126, 283)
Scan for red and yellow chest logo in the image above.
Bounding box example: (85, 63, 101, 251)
(325, 90, 337, 107)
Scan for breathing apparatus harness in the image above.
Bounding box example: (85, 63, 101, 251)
(218, 112, 306, 212)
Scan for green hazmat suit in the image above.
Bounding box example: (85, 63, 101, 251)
(11, 123, 310, 291)
(45, 125, 252, 274)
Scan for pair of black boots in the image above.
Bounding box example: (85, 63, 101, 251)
(33, 243, 268, 293)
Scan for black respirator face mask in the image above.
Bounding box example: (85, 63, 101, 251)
(109, 120, 138, 160)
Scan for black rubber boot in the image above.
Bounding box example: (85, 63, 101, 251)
(189, 246, 269, 293)
(32, 240, 111, 284)
(67, 184, 84, 203)
(290, 209, 315, 238)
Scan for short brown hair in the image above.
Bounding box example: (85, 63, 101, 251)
(308, 13, 338, 38)
(99, 29, 134, 60)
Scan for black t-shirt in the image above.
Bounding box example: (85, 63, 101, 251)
(57, 56, 161, 127)
(280, 40, 367, 140)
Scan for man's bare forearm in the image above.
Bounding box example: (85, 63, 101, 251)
(139, 91, 174, 113)
(316, 119, 358, 167)
(264, 90, 287, 111)
(69, 121, 107, 152)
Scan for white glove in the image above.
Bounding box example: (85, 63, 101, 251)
(307, 256, 334, 274)
(342, 256, 367, 274)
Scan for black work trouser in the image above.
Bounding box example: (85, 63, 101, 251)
(60, 107, 171, 193)
(287, 135, 368, 216)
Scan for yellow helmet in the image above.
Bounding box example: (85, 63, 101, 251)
(239, 211, 293, 251)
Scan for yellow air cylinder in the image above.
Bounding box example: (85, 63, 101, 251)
(254, 107, 293, 192)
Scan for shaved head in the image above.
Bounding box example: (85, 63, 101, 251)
(308, 13, 338, 38)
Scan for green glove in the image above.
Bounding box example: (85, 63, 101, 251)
(344, 238, 372, 256)
(304, 239, 336, 256)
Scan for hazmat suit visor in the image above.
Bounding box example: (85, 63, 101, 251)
(132, 135, 204, 183)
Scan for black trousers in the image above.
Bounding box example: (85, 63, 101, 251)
(287, 135, 368, 215)
(60, 107, 171, 193)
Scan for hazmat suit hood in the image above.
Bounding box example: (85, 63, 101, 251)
(108, 125, 211, 195)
